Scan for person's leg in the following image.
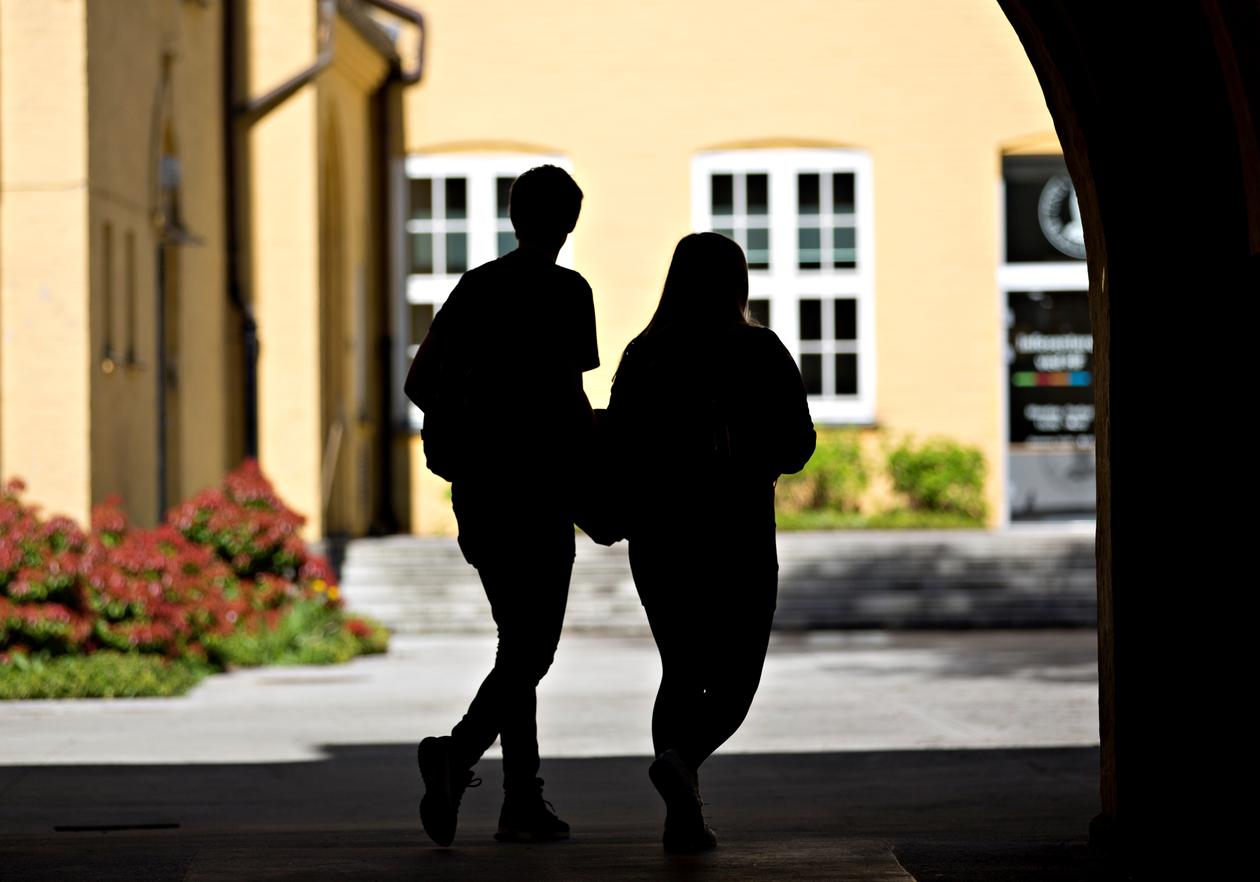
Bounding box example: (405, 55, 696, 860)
(419, 489, 572, 845)
(631, 541, 702, 760)
(632, 539, 719, 852)
(642, 597, 705, 762)
(449, 541, 573, 780)
(634, 547, 777, 773)
(682, 577, 776, 767)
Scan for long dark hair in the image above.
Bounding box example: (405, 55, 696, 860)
(637, 232, 750, 342)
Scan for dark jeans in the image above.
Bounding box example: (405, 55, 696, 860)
(629, 536, 778, 772)
(449, 482, 575, 790)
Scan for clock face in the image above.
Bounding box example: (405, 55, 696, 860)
(1036, 175, 1087, 259)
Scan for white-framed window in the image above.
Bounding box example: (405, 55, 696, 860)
(692, 149, 875, 424)
(396, 153, 571, 430)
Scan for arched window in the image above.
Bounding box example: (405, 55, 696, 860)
(692, 149, 875, 424)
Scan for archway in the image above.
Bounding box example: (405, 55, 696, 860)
(1001, 1, 1256, 871)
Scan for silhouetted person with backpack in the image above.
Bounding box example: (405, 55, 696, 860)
(605, 232, 815, 853)
(404, 165, 597, 847)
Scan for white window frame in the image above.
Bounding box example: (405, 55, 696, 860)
(691, 149, 876, 424)
(395, 152, 572, 430)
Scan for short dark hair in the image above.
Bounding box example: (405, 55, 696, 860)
(509, 165, 583, 241)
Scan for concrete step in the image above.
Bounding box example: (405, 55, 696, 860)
(339, 529, 1097, 634)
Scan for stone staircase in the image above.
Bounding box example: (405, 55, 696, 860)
(338, 527, 1097, 635)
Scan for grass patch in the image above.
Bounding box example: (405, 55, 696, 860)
(777, 509, 986, 530)
(203, 602, 389, 668)
(0, 652, 209, 700)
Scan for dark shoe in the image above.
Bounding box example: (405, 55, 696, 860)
(417, 736, 480, 847)
(494, 777, 571, 842)
(649, 749, 717, 853)
(663, 813, 718, 854)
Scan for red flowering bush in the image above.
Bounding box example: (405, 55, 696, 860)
(1, 462, 387, 695)
(167, 460, 337, 591)
(0, 479, 94, 656)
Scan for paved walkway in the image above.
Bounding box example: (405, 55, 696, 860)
(0, 631, 1101, 880)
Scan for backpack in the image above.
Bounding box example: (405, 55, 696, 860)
(404, 331, 468, 483)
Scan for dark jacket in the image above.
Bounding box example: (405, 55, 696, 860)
(606, 322, 815, 551)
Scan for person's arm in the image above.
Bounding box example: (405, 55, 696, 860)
(763, 331, 816, 476)
(572, 277, 600, 428)
(403, 279, 464, 413)
(404, 330, 441, 413)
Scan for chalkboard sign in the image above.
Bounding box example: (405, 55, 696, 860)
(1007, 290, 1094, 445)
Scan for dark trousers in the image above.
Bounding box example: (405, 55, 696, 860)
(449, 482, 574, 790)
(629, 536, 778, 772)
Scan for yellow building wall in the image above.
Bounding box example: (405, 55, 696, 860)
(318, 16, 391, 537)
(158, 1, 233, 510)
(250, 0, 324, 538)
(84, 0, 230, 525)
(2, 0, 398, 538)
(0, 0, 92, 524)
(250, 1, 394, 540)
(401, 0, 1058, 529)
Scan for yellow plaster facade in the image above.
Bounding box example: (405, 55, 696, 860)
(2, 0, 97, 524)
(1, 0, 405, 540)
(401, 0, 1065, 529)
(2, 0, 1076, 537)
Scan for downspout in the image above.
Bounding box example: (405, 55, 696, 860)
(224, 0, 337, 461)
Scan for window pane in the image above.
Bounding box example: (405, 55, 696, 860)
(835, 353, 859, 395)
(444, 178, 467, 220)
(834, 298, 858, 340)
(833, 226, 857, 268)
(409, 178, 432, 220)
(801, 354, 823, 395)
(798, 226, 821, 270)
(832, 173, 855, 214)
(497, 231, 516, 257)
(747, 174, 769, 215)
(409, 302, 435, 345)
(445, 232, 467, 273)
(410, 232, 433, 274)
(711, 174, 734, 216)
(799, 298, 822, 341)
(747, 226, 770, 269)
(714, 227, 737, 241)
(748, 298, 770, 327)
(798, 173, 820, 215)
(496, 177, 514, 219)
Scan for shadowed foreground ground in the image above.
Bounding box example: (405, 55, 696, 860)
(1, 746, 1096, 881)
(0, 632, 1099, 879)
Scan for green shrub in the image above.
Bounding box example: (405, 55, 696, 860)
(203, 601, 389, 668)
(886, 436, 987, 519)
(776, 429, 869, 515)
(0, 652, 207, 700)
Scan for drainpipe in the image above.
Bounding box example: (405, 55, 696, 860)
(224, 0, 336, 461)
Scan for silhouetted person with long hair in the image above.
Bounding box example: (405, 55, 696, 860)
(404, 165, 596, 846)
(606, 232, 815, 853)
